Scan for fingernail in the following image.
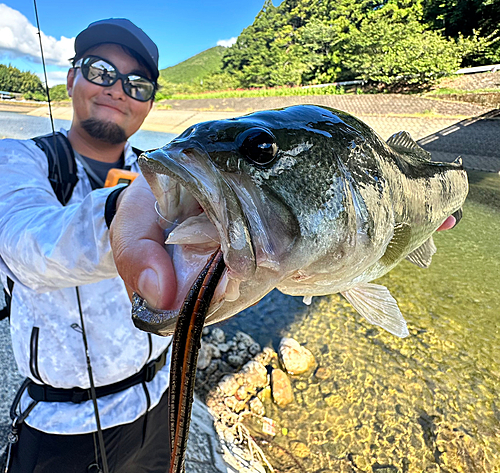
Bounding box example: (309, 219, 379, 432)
(137, 269, 160, 307)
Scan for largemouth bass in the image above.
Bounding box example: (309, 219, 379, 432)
(133, 104, 468, 338)
(132, 104, 468, 473)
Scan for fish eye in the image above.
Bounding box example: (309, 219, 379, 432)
(239, 128, 279, 168)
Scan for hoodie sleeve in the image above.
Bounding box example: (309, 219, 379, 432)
(0, 138, 122, 292)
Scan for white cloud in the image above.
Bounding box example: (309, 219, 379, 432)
(39, 70, 69, 88)
(0, 4, 74, 66)
(217, 37, 237, 48)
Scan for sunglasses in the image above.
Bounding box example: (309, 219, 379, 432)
(74, 55, 156, 102)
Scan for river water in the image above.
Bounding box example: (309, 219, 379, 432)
(220, 175, 500, 471)
(0, 110, 176, 150)
(1, 111, 500, 472)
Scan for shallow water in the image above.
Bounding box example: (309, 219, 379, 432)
(221, 170, 500, 472)
(0, 111, 176, 150)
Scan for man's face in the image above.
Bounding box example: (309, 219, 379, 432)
(67, 43, 154, 143)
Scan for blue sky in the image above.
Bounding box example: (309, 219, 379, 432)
(1, 0, 281, 86)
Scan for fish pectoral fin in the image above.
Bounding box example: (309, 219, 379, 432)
(341, 283, 409, 338)
(405, 236, 437, 268)
(380, 223, 411, 267)
(387, 131, 431, 161)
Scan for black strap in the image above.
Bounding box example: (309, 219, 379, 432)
(131, 146, 143, 158)
(0, 278, 14, 322)
(6, 277, 13, 294)
(32, 134, 142, 205)
(32, 132, 79, 206)
(27, 348, 169, 403)
(104, 186, 128, 229)
(4, 379, 39, 473)
(0, 299, 9, 321)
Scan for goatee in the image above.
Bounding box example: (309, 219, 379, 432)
(81, 118, 127, 145)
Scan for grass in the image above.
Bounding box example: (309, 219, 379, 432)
(153, 103, 172, 110)
(159, 76, 500, 102)
(427, 87, 500, 95)
(158, 84, 348, 101)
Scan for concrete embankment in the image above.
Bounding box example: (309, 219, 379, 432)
(2, 93, 492, 140)
(3, 102, 241, 136)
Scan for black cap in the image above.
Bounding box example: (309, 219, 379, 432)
(75, 18, 159, 80)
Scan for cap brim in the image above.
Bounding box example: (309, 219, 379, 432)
(75, 24, 159, 80)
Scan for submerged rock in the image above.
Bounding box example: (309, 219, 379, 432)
(249, 397, 266, 416)
(271, 368, 294, 407)
(314, 366, 331, 380)
(211, 327, 226, 343)
(239, 360, 268, 391)
(254, 347, 277, 366)
(197, 341, 213, 370)
(235, 331, 256, 346)
(195, 328, 283, 472)
(279, 338, 316, 375)
(227, 354, 245, 367)
(289, 441, 310, 459)
(218, 374, 240, 397)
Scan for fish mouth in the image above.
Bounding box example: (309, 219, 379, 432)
(131, 144, 256, 336)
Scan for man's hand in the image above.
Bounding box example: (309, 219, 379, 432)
(437, 215, 457, 231)
(110, 175, 177, 309)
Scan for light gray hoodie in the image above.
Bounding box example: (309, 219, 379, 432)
(0, 131, 172, 434)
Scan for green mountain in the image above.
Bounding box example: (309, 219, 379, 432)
(159, 46, 226, 85)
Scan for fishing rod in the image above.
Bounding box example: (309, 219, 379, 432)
(33, 0, 55, 136)
(31, 2, 109, 473)
(32, 0, 64, 201)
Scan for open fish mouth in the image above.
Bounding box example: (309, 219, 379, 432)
(131, 145, 256, 336)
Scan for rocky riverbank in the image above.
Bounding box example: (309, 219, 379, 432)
(194, 327, 317, 473)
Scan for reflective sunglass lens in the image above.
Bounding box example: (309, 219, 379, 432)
(80, 56, 155, 101)
(84, 58, 117, 86)
(124, 77, 154, 101)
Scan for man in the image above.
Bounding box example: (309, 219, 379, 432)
(0, 19, 173, 473)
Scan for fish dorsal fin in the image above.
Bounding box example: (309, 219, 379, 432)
(342, 283, 409, 338)
(405, 236, 437, 268)
(380, 223, 412, 267)
(387, 131, 431, 161)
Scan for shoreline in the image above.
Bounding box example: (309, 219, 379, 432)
(0, 101, 242, 136)
(0, 95, 494, 142)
